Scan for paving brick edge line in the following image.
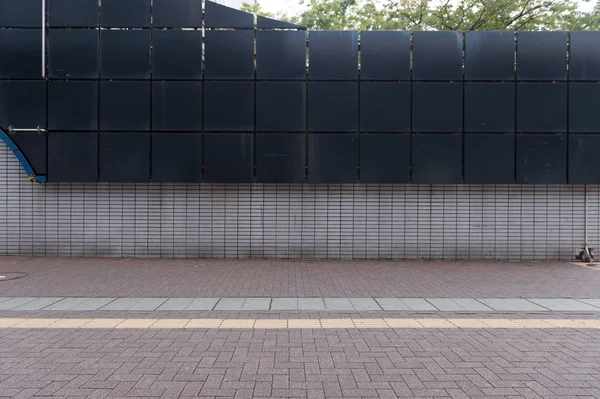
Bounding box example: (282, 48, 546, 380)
(0, 297, 600, 312)
(1, 317, 600, 329)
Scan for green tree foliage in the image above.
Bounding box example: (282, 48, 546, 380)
(251, 0, 600, 31)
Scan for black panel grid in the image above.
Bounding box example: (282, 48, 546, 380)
(100, 30, 150, 79)
(0, 2, 595, 185)
(308, 31, 358, 81)
(48, 29, 99, 79)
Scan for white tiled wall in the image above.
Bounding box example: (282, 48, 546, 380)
(0, 142, 597, 260)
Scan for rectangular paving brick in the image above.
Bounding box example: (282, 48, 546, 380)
(426, 298, 465, 311)
(349, 298, 381, 311)
(271, 298, 299, 311)
(577, 299, 600, 308)
(44, 297, 90, 311)
(242, 298, 271, 311)
(298, 298, 325, 311)
(400, 298, 437, 311)
(185, 298, 219, 311)
(157, 298, 194, 311)
(12, 297, 64, 311)
(452, 298, 493, 311)
(100, 298, 142, 311)
(375, 298, 410, 311)
(214, 298, 245, 311)
(0, 297, 11, 304)
(0, 297, 36, 310)
(128, 298, 167, 311)
(478, 298, 548, 311)
(528, 298, 600, 311)
(324, 298, 354, 311)
(72, 298, 116, 311)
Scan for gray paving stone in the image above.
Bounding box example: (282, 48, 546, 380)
(242, 298, 271, 311)
(0, 297, 36, 310)
(577, 299, 600, 309)
(157, 298, 194, 311)
(375, 298, 410, 311)
(100, 298, 142, 311)
(349, 298, 381, 311)
(72, 298, 116, 311)
(44, 298, 90, 311)
(298, 298, 325, 311)
(426, 298, 465, 311)
(401, 298, 438, 311)
(12, 297, 64, 311)
(478, 298, 548, 312)
(451, 298, 494, 311)
(324, 298, 354, 311)
(128, 298, 167, 311)
(185, 298, 219, 311)
(0, 297, 11, 304)
(271, 298, 298, 311)
(528, 299, 600, 311)
(214, 298, 245, 311)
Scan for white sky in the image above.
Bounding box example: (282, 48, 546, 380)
(256, 0, 596, 14)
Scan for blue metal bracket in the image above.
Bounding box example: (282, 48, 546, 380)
(0, 127, 47, 183)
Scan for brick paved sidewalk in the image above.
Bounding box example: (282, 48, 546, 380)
(1, 257, 599, 298)
(1, 321, 599, 398)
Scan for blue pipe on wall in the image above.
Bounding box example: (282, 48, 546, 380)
(0, 128, 46, 183)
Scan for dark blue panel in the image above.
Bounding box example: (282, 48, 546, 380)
(465, 83, 515, 132)
(360, 83, 410, 132)
(360, 31, 410, 81)
(570, 32, 600, 81)
(101, 30, 150, 79)
(101, 0, 150, 27)
(257, 15, 305, 29)
(413, 31, 462, 81)
(308, 133, 358, 183)
(517, 32, 567, 81)
(204, 30, 254, 80)
(98, 133, 150, 183)
(256, 82, 305, 132)
(12, 132, 47, 175)
(517, 134, 566, 184)
(308, 83, 358, 132)
(100, 81, 150, 131)
(309, 31, 358, 80)
(569, 135, 600, 184)
(413, 83, 462, 132)
(464, 134, 515, 184)
(0, 0, 42, 27)
(412, 134, 462, 184)
(256, 134, 306, 183)
(517, 83, 567, 133)
(256, 30, 306, 80)
(204, 133, 253, 183)
(204, 82, 253, 132)
(152, 133, 202, 182)
(99, 133, 149, 182)
(360, 134, 410, 184)
(0, 29, 41, 78)
(49, 81, 98, 130)
(465, 31, 515, 81)
(0, 81, 46, 130)
(152, 82, 202, 132)
(152, 30, 203, 79)
(205, 0, 254, 28)
(47, 132, 98, 182)
(49, 0, 98, 27)
(569, 83, 600, 133)
(49, 29, 98, 78)
(152, 0, 202, 27)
